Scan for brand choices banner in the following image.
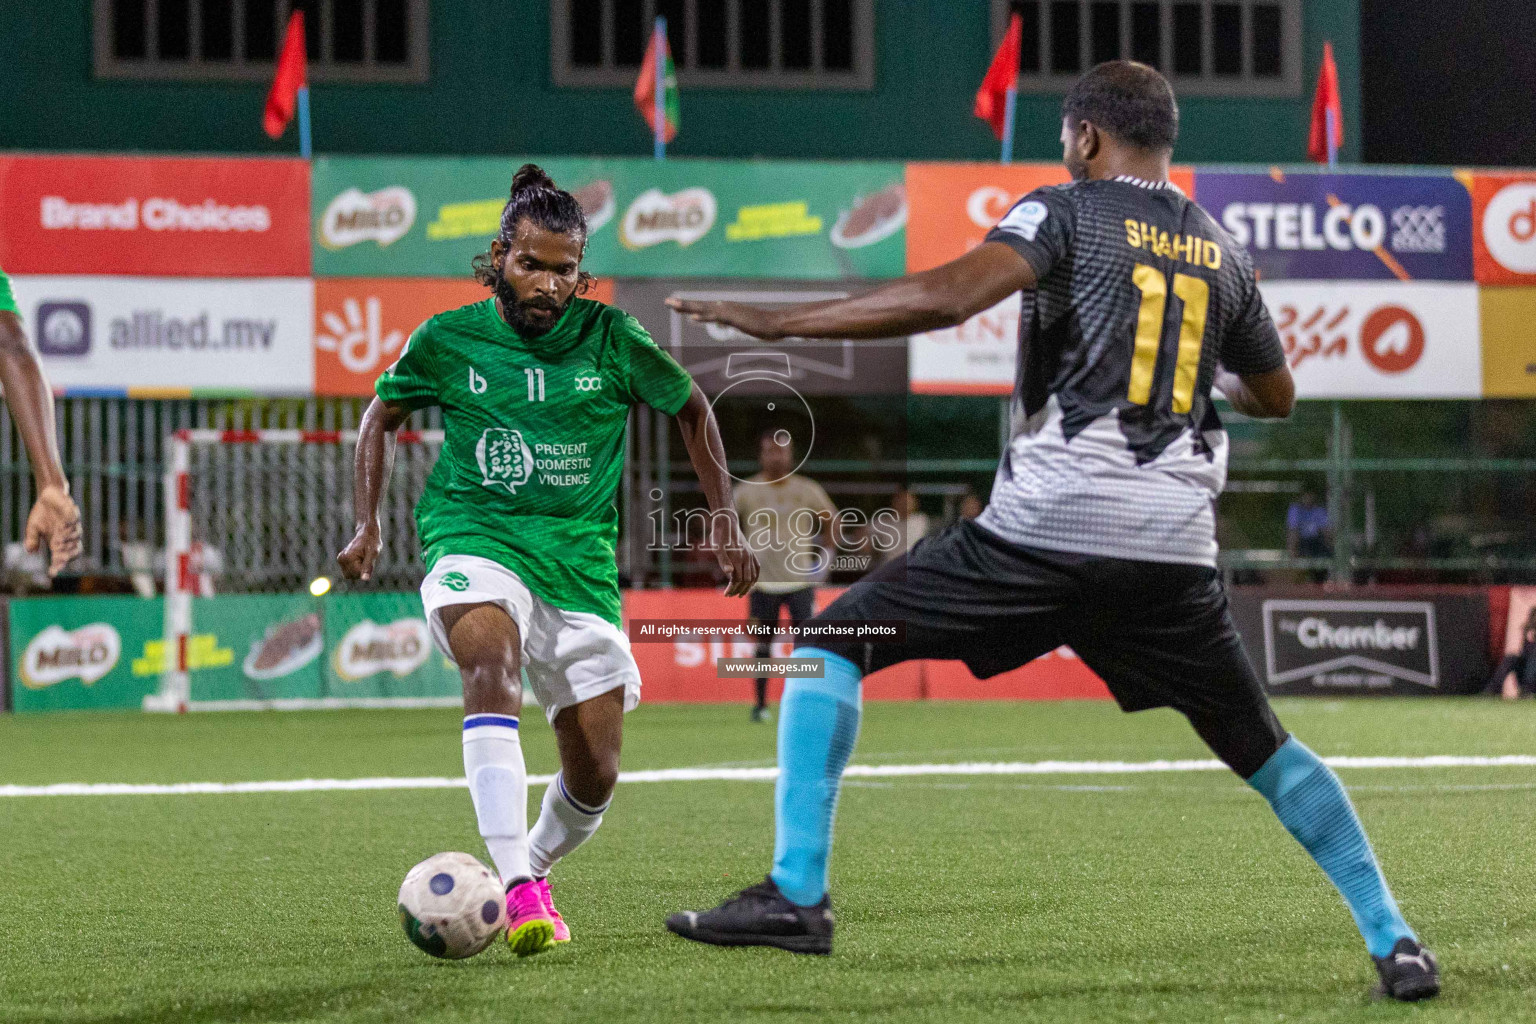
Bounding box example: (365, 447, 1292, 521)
(1196, 170, 1474, 281)
(6, 276, 315, 395)
(0, 156, 310, 277)
(311, 156, 908, 280)
(8, 593, 459, 712)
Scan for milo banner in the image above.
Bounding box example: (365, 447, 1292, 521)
(321, 591, 459, 700)
(9, 596, 161, 712)
(311, 156, 907, 280)
(8, 593, 460, 712)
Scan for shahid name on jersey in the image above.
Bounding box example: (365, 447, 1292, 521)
(977, 175, 1284, 568)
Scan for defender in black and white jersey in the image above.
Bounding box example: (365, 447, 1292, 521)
(664, 62, 1439, 1001)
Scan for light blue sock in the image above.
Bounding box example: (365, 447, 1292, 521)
(770, 647, 863, 907)
(1248, 736, 1416, 957)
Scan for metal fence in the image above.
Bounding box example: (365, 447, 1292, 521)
(0, 397, 444, 588)
(5, 395, 1534, 593)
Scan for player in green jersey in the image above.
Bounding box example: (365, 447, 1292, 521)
(338, 166, 757, 957)
(0, 268, 82, 576)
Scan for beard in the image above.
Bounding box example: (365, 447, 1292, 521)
(494, 274, 569, 337)
(1065, 151, 1089, 182)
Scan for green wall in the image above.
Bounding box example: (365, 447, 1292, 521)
(0, 1, 1359, 163)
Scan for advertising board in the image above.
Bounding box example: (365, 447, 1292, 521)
(0, 155, 310, 277)
(312, 157, 906, 279)
(1257, 281, 1481, 398)
(1195, 169, 1473, 281)
(6, 276, 315, 395)
(1467, 171, 1536, 284)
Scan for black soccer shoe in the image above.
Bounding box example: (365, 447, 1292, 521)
(1373, 938, 1441, 1001)
(666, 876, 834, 955)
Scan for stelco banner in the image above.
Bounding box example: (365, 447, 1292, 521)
(0, 155, 311, 277)
(1258, 280, 1481, 398)
(8, 593, 459, 712)
(1228, 589, 1490, 696)
(6, 276, 315, 395)
(311, 156, 907, 280)
(1196, 169, 1474, 281)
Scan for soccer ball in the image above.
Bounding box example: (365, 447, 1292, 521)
(397, 852, 506, 959)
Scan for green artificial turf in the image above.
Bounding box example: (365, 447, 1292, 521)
(0, 698, 1532, 1023)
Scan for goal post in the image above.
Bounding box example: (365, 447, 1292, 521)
(146, 427, 444, 713)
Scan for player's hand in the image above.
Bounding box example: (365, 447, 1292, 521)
(337, 523, 382, 581)
(708, 510, 759, 597)
(665, 298, 787, 341)
(24, 484, 82, 577)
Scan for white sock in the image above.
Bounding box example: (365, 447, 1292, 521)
(461, 714, 531, 886)
(528, 772, 609, 877)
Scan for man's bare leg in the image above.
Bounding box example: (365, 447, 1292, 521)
(529, 687, 625, 879)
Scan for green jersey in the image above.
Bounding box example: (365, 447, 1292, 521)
(0, 267, 17, 317)
(376, 296, 693, 625)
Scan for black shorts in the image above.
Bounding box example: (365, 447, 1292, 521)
(809, 519, 1273, 720)
(748, 587, 817, 631)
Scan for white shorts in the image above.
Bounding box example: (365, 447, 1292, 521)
(421, 554, 640, 724)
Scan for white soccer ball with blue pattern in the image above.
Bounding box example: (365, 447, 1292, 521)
(398, 852, 506, 959)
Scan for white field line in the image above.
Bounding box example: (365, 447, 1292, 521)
(2, 754, 1534, 798)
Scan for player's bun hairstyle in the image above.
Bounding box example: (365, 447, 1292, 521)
(1062, 60, 1179, 152)
(472, 163, 594, 294)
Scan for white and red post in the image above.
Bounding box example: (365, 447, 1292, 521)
(146, 429, 196, 712)
(144, 428, 444, 713)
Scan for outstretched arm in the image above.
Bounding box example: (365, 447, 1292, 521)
(0, 312, 80, 575)
(337, 397, 412, 581)
(673, 383, 758, 596)
(1214, 366, 1295, 420)
(666, 242, 1036, 341)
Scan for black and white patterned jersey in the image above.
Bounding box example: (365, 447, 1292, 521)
(975, 175, 1285, 567)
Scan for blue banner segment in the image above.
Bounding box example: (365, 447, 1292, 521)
(1194, 169, 1473, 281)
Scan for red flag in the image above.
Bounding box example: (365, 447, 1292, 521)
(263, 11, 308, 139)
(974, 13, 1022, 139)
(633, 24, 679, 144)
(1307, 41, 1344, 163)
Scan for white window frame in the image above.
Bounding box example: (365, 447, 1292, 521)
(990, 0, 1302, 97)
(551, 0, 875, 91)
(93, 0, 431, 84)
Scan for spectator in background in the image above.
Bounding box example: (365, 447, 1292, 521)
(1485, 606, 1536, 699)
(734, 430, 838, 723)
(1286, 489, 1332, 582)
(117, 519, 158, 599)
(3, 540, 50, 595)
(958, 487, 984, 521)
(881, 487, 930, 563)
